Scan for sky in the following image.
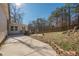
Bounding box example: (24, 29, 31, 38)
(20, 3, 64, 25)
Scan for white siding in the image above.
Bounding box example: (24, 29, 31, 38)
(0, 4, 7, 43)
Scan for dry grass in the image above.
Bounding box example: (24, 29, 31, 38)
(31, 31, 79, 55)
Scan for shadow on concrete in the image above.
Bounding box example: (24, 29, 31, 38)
(8, 34, 25, 38)
(12, 37, 54, 56)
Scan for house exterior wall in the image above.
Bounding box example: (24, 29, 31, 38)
(9, 22, 22, 34)
(9, 20, 28, 35)
(0, 4, 9, 43)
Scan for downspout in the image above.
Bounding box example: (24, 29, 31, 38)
(7, 3, 11, 35)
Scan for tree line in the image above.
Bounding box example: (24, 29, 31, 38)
(28, 3, 79, 33)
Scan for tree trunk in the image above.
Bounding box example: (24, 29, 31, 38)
(62, 16, 63, 31)
(78, 15, 79, 25)
(68, 7, 71, 29)
(56, 17, 58, 31)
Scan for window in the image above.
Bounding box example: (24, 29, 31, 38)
(11, 26, 14, 31)
(10, 26, 18, 31)
(15, 26, 18, 31)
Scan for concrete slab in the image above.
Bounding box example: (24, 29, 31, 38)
(0, 35, 58, 56)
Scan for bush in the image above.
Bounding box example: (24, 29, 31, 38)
(24, 31, 30, 36)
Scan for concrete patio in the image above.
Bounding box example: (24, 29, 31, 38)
(0, 35, 58, 56)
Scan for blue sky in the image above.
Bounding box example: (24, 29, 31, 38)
(21, 3, 64, 25)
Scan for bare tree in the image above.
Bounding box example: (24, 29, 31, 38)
(10, 3, 24, 24)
